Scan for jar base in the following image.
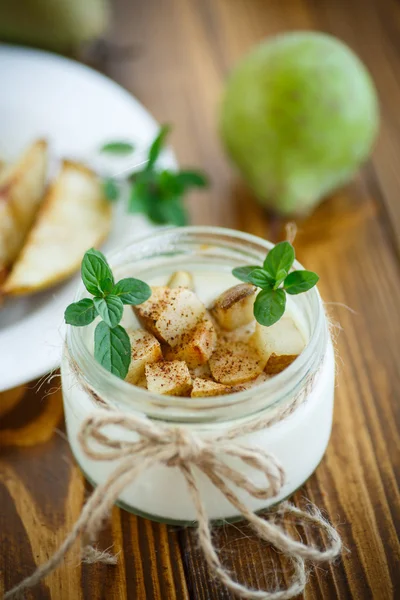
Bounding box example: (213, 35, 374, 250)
(75, 455, 325, 527)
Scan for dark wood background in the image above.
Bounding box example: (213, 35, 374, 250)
(1, 0, 399, 598)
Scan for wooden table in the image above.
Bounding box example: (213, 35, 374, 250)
(1, 0, 399, 598)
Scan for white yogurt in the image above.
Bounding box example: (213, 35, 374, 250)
(61, 269, 334, 523)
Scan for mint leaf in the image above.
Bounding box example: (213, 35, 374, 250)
(64, 298, 96, 326)
(263, 242, 295, 281)
(65, 249, 153, 378)
(160, 197, 187, 226)
(112, 278, 151, 305)
(147, 124, 170, 169)
(254, 288, 286, 327)
(103, 178, 119, 202)
(158, 170, 183, 195)
(248, 268, 274, 289)
(94, 321, 131, 379)
(284, 270, 319, 295)
(121, 126, 208, 225)
(128, 180, 151, 213)
(175, 170, 208, 188)
(233, 242, 319, 327)
(93, 295, 124, 328)
(100, 277, 114, 294)
(81, 249, 114, 296)
(100, 141, 135, 154)
(146, 200, 169, 224)
(273, 269, 289, 290)
(232, 266, 259, 283)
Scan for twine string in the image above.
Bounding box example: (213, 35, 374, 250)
(5, 410, 341, 600)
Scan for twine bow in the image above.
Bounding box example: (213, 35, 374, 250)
(5, 411, 341, 600)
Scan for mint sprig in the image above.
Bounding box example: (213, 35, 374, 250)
(232, 241, 319, 327)
(100, 141, 135, 155)
(65, 249, 151, 379)
(103, 125, 208, 226)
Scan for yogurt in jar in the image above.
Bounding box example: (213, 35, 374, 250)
(61, 228, 334, 524)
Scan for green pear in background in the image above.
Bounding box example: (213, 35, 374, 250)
(0, 0, 110, 52)
(220, 32, 379, 216)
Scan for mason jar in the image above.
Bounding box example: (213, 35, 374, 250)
(61, 226, 334, 525)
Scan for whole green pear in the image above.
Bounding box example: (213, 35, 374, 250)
(220, 32, 379, 216)
(0, 0, 110, 52)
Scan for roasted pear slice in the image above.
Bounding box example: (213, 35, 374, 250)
(0, 139, 48, 274)
(145, 360, 192, 396)
(209, 283, 256, 331)
(3, 161, 111, 295)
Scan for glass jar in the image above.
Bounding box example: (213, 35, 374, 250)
(61, 226, 334, 525)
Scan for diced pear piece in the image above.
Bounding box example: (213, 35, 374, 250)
(167, 270, 194, 290)
(217, 320, 256, 345)
(251, 316, 305, 369)
(238, 372, 270, 389)
(191, 378, 243, 398)
(136, 375, 148, 389)
(209, 283, 256, 331)
(145, 360, 192, 396)
(209, 342, 266, 385)
(190, 362, 212, 380)
(3, 160, 111, 295)
(133, 286, 206, 346)
(265, 354, 298, 375)
(163, 319, 217, 368)
(0, 139, 48, 273)
(125, 329, 162, 385)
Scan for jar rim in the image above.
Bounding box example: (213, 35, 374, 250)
(66, 226, 327, 420)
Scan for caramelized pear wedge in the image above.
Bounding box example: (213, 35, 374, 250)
(209, 341, 266, 385)
(163, 319, 217, 368)
(250, 317, 305, 366)
(133, 286, 206, 346)
(125, 329, 162, 385)
(0, 139, 48, 275)
(191, 378, 243, 397)
(209, 283, 256, 331)
(3, 160, 111, 295)
(167, 270, 194, 290)
(145, 360, 192, 396)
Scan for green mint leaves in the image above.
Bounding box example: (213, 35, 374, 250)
(81, 248, 115, 295)
(103, 125, 208, 226)
(65, 249, 151, 379)
(147, 124, 170, 169)
(94, 322, 132, 378)
(232, 241, 319, 327)
(64, 298, 96, 327)
(103, 178, 119, 202)
(100, 141, 135, 155)
(254, 288, 286, 327)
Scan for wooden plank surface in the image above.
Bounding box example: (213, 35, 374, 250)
(1, 0, 399, 598)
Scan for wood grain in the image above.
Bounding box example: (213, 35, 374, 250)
(1, 0, 400, 598)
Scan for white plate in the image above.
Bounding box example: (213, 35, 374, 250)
(0, 44, 176, 392)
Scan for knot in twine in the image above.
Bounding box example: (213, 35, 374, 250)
(5, 411, 341, 600)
